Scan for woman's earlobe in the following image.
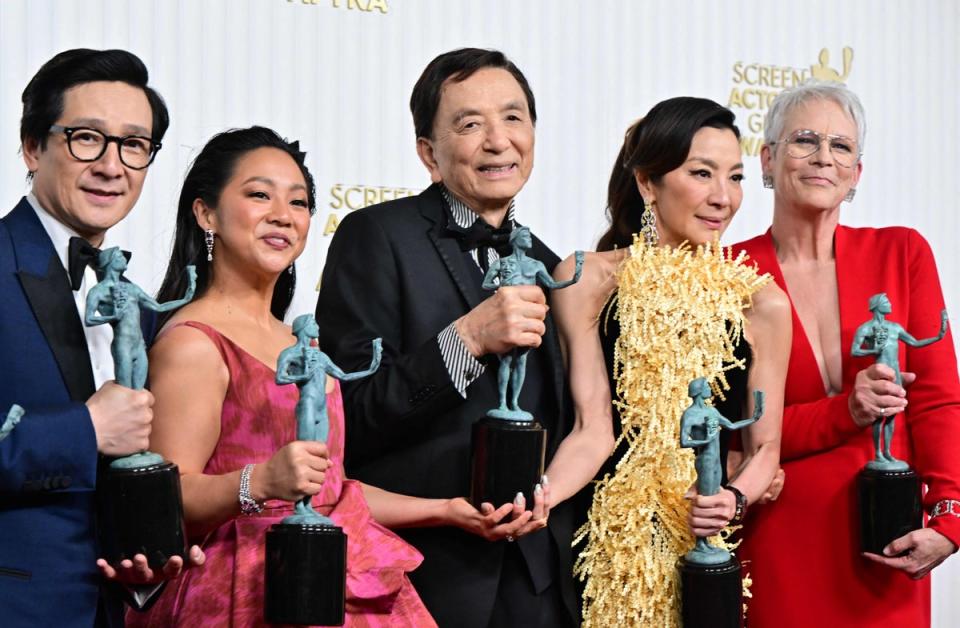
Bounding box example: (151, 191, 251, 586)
(633, 170, 655, 203)
(193, 199, 216, 230)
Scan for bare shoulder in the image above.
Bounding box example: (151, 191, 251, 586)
(553, 250, 626, 328)
(555, 249, 624, 289)
(748, 282, 791, 325)
(150, 315, 226, 381)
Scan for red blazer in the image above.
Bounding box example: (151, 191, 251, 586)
(734, 225, 960, 627)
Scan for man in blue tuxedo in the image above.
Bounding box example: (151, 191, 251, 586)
(0, 49, 198, 627)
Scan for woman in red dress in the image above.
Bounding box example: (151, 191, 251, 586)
(735, 81, 960, 626)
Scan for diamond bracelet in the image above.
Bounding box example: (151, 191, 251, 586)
(239, 463, 263, 515)
(931, 499, 960, 519)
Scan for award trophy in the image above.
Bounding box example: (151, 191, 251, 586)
(469, 227, 583, 509)
(851, 293, 948, 554)
(84, 247, 196, 568)
(265, 314, 381, 626)
(0, 404, 24, 442)
(678, 378, 764, 628)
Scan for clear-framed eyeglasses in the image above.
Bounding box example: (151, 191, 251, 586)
(48, 125, 162, 170)
(770, 129, 861, 168)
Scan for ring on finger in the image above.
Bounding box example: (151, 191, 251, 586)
(506, 535, 515, 543)
(879, 407, 887, 416)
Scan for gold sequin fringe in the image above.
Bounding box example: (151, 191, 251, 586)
(574, 237, 769, 627)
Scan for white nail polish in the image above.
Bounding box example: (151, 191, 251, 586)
(534, 483, 543, 496)
(541, 474, 549, 486)
(514, 491, 524, 505)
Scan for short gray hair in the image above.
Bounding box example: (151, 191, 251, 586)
(764, 79, 867, 154)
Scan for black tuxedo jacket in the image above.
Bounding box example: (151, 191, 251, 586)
(317, 184, 576, 627)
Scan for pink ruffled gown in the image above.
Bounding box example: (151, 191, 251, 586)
(127, 321, 435, 627)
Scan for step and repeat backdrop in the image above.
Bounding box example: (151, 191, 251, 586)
(1, 0, 957, 621)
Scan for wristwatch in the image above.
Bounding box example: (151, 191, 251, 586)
(725, 484, 748, 525)
(239, 463, 263, 515)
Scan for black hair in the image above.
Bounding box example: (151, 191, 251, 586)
(410, 47, 536, 140)
(597, 97, 740, 251)
(156, 126, 317, 327)
(20, 48, 169, 154)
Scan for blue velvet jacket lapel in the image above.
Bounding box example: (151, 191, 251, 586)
(5, 199, 96, 401)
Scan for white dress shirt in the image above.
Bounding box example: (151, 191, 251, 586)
(27, 193, 115, 390)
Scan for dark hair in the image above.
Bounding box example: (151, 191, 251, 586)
(20, 48, 169, 153)
(410, 47, 537, 139)
(596, 97, 740, 251)
(156, 126, 317, 327)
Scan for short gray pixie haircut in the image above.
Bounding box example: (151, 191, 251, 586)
(764, 79, 867, 154)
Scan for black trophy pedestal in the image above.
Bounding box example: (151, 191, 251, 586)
(264, 523, 346, 626)
(679, 556, 743, 628)
(99, 460, 187, 569)
(857, 466, 922, 554)
(469, 416, 546, 509)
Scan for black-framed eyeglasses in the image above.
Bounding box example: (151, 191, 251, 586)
(770, 129, 861, 168)
(48, 124, 162, 170)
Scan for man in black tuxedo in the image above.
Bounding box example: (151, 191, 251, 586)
(317, 48, 576, 627)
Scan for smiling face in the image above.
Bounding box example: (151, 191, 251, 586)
(635, 126, 744, 248)
(195, 147, 312, 279)
(416, 67, 534, 218)
(762, 98, 862, 214)
(23, 81, 154, 245)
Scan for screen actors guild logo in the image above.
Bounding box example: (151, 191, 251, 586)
(811, 47, 853, 82)
(322, 184, 419, 235)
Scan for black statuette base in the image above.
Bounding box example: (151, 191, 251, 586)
(679, 556, 743, 628)
(100, 461, 187, 569)
(265, 523, 346, 626)
(857, 466, 922, 554)
(469, 416, 546, 510)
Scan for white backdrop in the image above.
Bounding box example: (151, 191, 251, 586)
(1, 1, 957, 622)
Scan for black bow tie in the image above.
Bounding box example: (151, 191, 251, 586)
(67, 236, 101, 291)
(66, 238, 130, 290)
(445, 219, 514, 272)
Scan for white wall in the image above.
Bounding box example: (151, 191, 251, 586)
(1, 1, 957, 622)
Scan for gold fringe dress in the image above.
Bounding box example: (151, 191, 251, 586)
(574, 238, 769, 627)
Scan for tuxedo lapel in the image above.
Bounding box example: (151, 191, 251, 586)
(420, 185, 486, 310)
(6, 200, 96, 401)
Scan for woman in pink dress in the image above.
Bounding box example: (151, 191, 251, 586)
(128, 127, 528, 627)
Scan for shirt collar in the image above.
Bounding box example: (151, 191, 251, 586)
(26, 193, 109, 273)
(439, 184, 516, 229)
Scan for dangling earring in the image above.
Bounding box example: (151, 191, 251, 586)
(844, 188, 856, 202)
(640, 200, 658, 246)
(287, 264, 294, 275)
(204, 229, 215, 261)
(762, 174, 774, 189)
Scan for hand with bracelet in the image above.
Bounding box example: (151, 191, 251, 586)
(686, 484, 747, 538)
(238, 441, 332, 514)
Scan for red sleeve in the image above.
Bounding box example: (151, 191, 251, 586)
(901, 230, 960, 546)
(778, 393, 863, 462)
